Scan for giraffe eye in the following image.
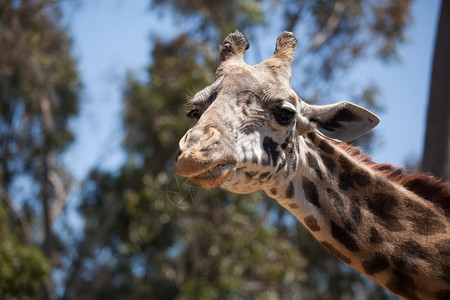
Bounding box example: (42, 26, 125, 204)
(272, 105, 296, 126)
(186, 108, 201, 120)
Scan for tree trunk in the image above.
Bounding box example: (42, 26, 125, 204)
(421, 0, 450, 181)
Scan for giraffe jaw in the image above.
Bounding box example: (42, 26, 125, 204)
(188, 164, 236, 190)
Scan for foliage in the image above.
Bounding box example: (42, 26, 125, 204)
(0, 203, 50, 300)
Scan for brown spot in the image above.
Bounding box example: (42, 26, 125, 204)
(337, 155, 371, 190)
(285, 181, 295, 199)
(319, 153, 336, 175)
(338, 172, 355, 190)
(386, 270, 420, 300)
(306, 152, 323, 180)
(391, 256, 418, 275)
(302, 177, 320, 208)
(327, 188, 344, 209)
(318, 140, 335, 154)
(245, 171, 258, 179)
(405, 198, 445, 236)
(435, 239, 450, 256)
(304, 215, 320, 231)
(366, 193, 404, 232)
(306, 132, 317, 142)
(350, 196, 362, 225)
(401, 241, 428, 259)
(353, 169, 371, 187)
(321, 241, 351, 264)
(330, 221, 359, 252)
(439, 263, 450, 283)
(369, 227, 383, 244)
(258, 172, 270, 180)
(288, 202, 299, 209)
(362, 252, 390, 275)
(270, 187, 278, 196)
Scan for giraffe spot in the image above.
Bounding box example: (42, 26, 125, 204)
(362, 252, 390, 275)
(318, 140, 335, 154)
(366, 193, 404, 232)
(386, 270, 420, 300)
(270, 187, 278, 196)
(321, 241, 351, 264)
(263, 136, 280, 167)
(439, 263, 450, 283)
(326, 189, 347, 224)
(337, 155, 371, 189)
(405, 198, 445, 236)
(391, 256, 418, 275)
(304, 215, 320, 231)
(285, 181, 295, 199)
(434, 290, 450, 300)
(306, 132, 317, 142)
(401, 241, 429, 259)
(258, 172, 270, 180)
(330, 221, 359, 252)
(288, 203, 299, 209)
(435, 239, 450, 256)
(343, 220, 356, 234)
(338, 172, 355, 190)
(319, 153, 335, 175)
(353, 169, 371, 187)
(306, 152, 323, 180)
(369, 227, 383, 244)
(327, 188, 343, 207)
(245, 171, 258, 179)
(350, 196, 362, 225)
(302, 177, 320, 208)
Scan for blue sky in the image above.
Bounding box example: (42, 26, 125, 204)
(62, 0, 441, 181)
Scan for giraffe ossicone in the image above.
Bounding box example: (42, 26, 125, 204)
(174, 30, 450, 300)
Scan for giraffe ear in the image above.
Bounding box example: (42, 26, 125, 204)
(302, 101, 380, 142)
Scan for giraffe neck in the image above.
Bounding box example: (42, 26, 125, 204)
(262, 133, 450, 300)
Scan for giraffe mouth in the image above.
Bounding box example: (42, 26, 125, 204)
(188, 164, 236, 190)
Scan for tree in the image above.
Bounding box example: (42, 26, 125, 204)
(0, 0, 80, 298)
(421, 0, 450, 181)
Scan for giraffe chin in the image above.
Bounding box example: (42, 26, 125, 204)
(188, 164, 235, 190)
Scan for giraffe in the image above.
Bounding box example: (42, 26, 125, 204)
(174, 31, 450, 300)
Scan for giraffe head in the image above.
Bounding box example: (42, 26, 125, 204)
(175, 31, 379, 193)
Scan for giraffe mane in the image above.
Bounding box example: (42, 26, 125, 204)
(332, 141, 450, 216)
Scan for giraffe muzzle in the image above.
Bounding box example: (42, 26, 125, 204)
(174, 125, 237, 189)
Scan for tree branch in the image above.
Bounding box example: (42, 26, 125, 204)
(310, 1, 345, 51)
